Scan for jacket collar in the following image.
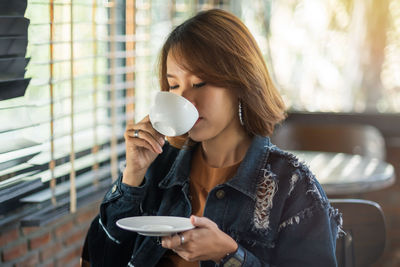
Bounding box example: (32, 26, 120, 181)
(226, 135, 272, 201)
(159, 136, 273, 201)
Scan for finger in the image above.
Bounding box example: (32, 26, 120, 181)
(190, 215, 217, 229)
(127, 115, 150, 126)
(126, 130, 163, 154)
(126, 135, 159, 154)
(125, 121, 164, 153)
(161, 233, 183, 249)
(125, 121, 135, 129)
(127, 121, 165, 146)
(161, 235, 173, 249)
(143, 119, 166, 145)
(127, 128, 165, 147)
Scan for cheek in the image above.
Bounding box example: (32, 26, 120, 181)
(208, 99, 236, 124)
(195, 87, 237, 121)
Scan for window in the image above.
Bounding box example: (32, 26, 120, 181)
(0, 0, 128, 225)
(238, 0, 400, 113)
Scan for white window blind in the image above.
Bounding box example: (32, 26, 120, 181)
(0, 0, 129, 225)
(0, 0, 229, 227)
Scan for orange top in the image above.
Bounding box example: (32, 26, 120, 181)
(166, 135, 188, 149)
(157, 146, 241, 267)
(189, 147, 241, 217)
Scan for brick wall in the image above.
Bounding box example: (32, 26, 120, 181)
(0, 201, 100, 267)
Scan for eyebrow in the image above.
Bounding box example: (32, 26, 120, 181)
(166, 74, 175, 78)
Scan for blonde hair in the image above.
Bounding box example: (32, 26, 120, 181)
(159, 9, 286, 136)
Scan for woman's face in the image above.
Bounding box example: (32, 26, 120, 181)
(166, 52, 240, 142)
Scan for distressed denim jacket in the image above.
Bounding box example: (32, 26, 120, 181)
(87, 136, 342, 267)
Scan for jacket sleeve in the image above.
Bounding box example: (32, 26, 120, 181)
(237, 245, 273, 267)
(99, 141, 178, 244)
(86, 142, 181, 266)
(271, 170, 341, 267)
(85, 175, 148, 267)
(99, 174, 148, 244)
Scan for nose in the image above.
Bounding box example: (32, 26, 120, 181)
(171, 84, 194, 104)
(181, 89, 192, 102)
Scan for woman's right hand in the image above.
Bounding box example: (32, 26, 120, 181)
(122, 116, 165, 187)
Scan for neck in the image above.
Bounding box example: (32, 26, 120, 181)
(201, 127, 252, 168)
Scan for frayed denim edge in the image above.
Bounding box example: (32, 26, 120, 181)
(269, 147, 344, 239)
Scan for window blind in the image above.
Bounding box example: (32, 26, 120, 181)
(0, 0, 230, 227)
(0, 0, 31, 101)
(0, 0, 129, 225)
(0, 0, 33, 217)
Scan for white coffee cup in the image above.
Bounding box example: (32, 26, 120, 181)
(149, 91, 199, 136)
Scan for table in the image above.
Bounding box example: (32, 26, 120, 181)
(291, 150, 396, 195)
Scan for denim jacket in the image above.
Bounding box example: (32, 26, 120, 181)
(86, 136, 342, 267)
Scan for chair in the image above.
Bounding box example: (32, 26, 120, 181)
(330, 199, 386, 267)
(271, 122, 386, 160)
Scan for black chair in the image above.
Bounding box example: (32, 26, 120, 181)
(330, 199, 386, 267)
(271, 123, 386, 160)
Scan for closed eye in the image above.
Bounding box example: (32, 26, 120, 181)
(169, 85, 179, 90)
(193, 82, 206, 88)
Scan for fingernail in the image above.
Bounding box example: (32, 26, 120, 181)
(159, 138, 165, 145)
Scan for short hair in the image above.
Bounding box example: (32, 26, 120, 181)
(159, 9, 286, 136)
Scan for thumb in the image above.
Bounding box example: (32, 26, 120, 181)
(190, 215, 216, 229)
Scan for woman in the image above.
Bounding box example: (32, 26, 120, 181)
(84, 9, 342, 267)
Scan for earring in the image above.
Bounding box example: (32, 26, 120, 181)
(238, 100, 244, 126)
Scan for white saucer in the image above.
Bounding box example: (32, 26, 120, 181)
(116, 216, 195, 236)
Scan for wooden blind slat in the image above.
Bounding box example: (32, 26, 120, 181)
(126, 0, 135, 121)
(92, 0, 100, 186)
(69, 0, 77, 213)
(49, 0, 56, 206)
(110, 0, 118, 182)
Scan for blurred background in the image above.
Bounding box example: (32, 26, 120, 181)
(0, 0, 399, 266)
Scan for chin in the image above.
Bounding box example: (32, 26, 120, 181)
(188, 133, 202, 142)
(188, 129, 207, 142)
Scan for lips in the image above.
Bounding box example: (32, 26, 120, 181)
(194, 117, 203, 125)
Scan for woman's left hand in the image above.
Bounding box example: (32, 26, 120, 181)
(161, 215, 238, 263)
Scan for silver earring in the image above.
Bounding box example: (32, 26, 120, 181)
(238, 100, 244, 126)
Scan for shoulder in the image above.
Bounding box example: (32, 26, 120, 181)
(265, 145, 327, 202)
(263, 145, 342, 232)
